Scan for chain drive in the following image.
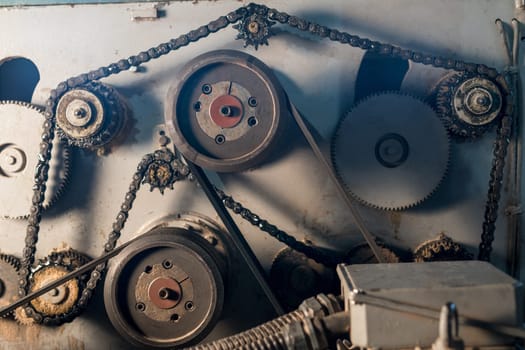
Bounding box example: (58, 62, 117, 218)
(15, 3, 512, 324)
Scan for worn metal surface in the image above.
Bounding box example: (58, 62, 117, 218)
(338, 261, 523, 348)
(0, 0, 521, 348)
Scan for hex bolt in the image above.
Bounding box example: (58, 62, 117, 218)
(202, 84, 212, 95)
(248, 96, 257, 107)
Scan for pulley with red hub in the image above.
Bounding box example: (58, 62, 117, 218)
(165, 50, 289, 172)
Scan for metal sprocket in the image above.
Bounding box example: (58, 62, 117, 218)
(331, 92, 450, 210)
(0, 101, 70, 219)
(23, 248, 91, 326)
(0, 253, 20, 316)
(433, 71, 505, 139)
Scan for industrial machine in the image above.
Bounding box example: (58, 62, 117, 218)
(0, 0, 524, 349)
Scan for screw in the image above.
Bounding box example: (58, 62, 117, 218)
(220, 105, 232, 116)
(215, 134, 225, 144)
(185, 301, 194, 311)
(135, 302, 146, 312)
(202, 84, 212, 95)
(248, 96, 257, 107)
(162, 259, 173, 269)
(248, 116, 258, 127)
(193, 101, 202, 111)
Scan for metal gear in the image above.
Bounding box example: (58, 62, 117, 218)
(0, 253, 20, 316)
(23, 249, 91, 326)
(331, 92, 450, 210)
(0, 101, 70, 219)
(433, 71, 504, 138)
(233, 3, 275, 49)
(346, 242, 400, 264)
(56, 81, 128, 149)
(414, 233, 473, 262)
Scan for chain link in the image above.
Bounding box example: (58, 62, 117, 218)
(16, 2, 512, 323)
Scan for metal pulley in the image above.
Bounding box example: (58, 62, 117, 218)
(103, 225, 226, 348)
(165, 50, 289, 172)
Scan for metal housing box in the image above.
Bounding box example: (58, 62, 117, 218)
(337, 261, 523, 348)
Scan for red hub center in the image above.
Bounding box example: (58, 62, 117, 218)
(209, 94, 244, 128)
(148, 277, 182, 309)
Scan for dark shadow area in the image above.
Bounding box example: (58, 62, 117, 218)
(354, 51, 409, 102)
(0, 57, 40, 102)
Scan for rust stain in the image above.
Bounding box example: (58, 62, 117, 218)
(0, 318, 41, 347)
(389, 211, 402, 240)
(68, 335, 85, 350)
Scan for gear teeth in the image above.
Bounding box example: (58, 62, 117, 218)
(0, 253, 21, 318)
(14, 307, 35, 325)
(432, 71, 504, 139)
(414, 233, 473, 262)
(331, 91, 450, 211)
(0, 101, 71, 219)
(23, 248, 92, 326)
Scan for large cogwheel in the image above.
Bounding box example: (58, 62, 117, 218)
(19, 249, 91, 326)
(0, 101, 70, 219)
(0, 253, 21, 316)
(331, 92, 450, 210)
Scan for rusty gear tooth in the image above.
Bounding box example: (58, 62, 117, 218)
(331, 91, 450, 211)
(414, 233, 473, 262)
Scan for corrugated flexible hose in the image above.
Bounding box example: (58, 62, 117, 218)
(187, 309, 304, 350)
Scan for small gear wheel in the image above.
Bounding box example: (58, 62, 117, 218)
(270, 248, 339, 311)
(233, 4, 275, 49)
(23, 248, 91, 326)
(346, 242, 400, 264)
(0, 253, 21, 317)
(0, 101, 71, 219)
(414, 233, 473, 262)
(433, 71, 505, 138)
(56, 81, 128, 149)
